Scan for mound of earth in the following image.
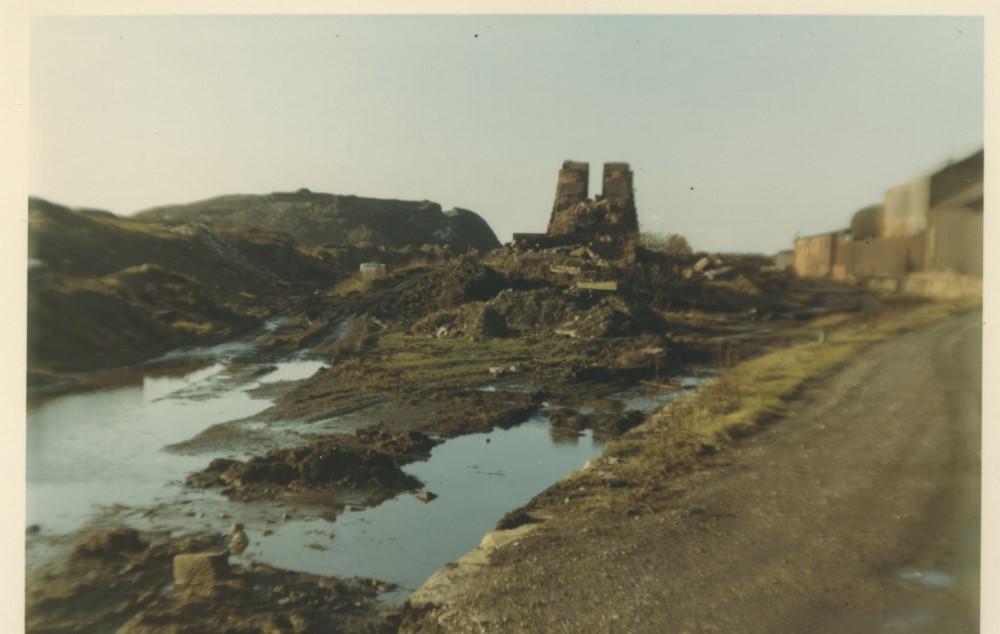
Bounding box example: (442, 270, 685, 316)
(420, 391, 544, 438)
(186, 430, 438, 501)
(411, 287, 665, 340)
(28, 197, 343, 376)
(133, 189, 501, 253)
(330, 255, 513, 324)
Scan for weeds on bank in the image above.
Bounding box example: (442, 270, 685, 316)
(604, 297, 980, 490)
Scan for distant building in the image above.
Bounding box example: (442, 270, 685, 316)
(794, 148, 983, 280)
(772, 250, 795, 270)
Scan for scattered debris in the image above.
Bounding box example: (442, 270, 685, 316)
(415, 490, 438, 503)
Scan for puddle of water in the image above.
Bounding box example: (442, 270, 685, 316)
(476, 383, 539, 394)
(253, 360, 327, 385)
(26, 358, 310, 536)
(611, 376, 715, 414)
(28, 353, 712, 601)
(881, 608, 935, 632)
(246, 416, 603, 592)
(895, 567, 955, 588)
(142, 364, 225, 401)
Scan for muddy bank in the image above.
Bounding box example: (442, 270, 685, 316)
(27, 224, 885, 634)
(396, 309, 981, 633)
(26, 527, 397, 633)
(547, 407, 646, 441)
(187, 430, 438, 507)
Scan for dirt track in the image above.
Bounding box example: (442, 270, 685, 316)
(403, 311, 981, 633)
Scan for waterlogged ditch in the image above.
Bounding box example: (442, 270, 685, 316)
(26, 354, 328, 537)
(27, 342, 709, 601)
(250, 418, 603, 592)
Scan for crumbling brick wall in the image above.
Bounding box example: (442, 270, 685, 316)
(546, 161, 639, 237)
(547, 161, 589, 232)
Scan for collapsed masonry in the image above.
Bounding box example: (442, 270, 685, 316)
(515, 161, 640, 265)
(547, 161, 639, 236)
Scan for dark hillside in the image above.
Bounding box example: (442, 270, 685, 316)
(133, 189, 501, 253)
(27, 198, 339, 377)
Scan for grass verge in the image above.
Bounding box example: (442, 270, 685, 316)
(605, 297, 980, 489)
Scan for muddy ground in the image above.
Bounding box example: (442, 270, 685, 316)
(398, 312, 981, 633)
(26, 527, 399, 633)
(26, 244, 883, 633)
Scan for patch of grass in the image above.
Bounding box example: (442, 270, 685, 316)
(330, 275, 374, 296)
(50, 276, 118, 295)
(370, 331, 589, 387)
(170, 320, 216, 336)
(607, 297, 979, 488)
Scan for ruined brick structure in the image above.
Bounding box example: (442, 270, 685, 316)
(549, 160, 589, 222)
(546, 161, 639, 237)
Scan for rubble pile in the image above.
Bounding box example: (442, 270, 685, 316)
(186, 430, 437, 500)
(411, 287, 663, 340)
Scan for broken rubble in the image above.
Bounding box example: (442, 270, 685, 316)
(415, 490, 438, 503)
(172, 552, 230, 593)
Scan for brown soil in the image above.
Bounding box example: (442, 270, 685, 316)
(547, 407, 646, 441)
(28, 216, 891, 633)
(186, 430, 439, 505)
(26, 528, 396, 634)
(399, 312, 981, 633)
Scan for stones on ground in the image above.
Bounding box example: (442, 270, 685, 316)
(227, 523, 249, 555)
(489, 364, 521, 377)
(413, 286, 662, 341)
(172, 551, 230, 594)
(415, 490, 438, 503)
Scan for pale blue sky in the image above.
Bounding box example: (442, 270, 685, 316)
(30, 15, 983, 253)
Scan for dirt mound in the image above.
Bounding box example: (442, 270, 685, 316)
(337, 255, 511, 324)
(412, 287, 663, 340)
(423, 390, 544, 438)
(489, 288, 584, 332)
(134, 189, 501, 252)
(549, 408, 647, 440)
(187, 430, 438, 501)
(410, 303, 509, 339)
(560, 294, 664, 338)
(411, 287, 581, 338)
(27, 197, 343, 375)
